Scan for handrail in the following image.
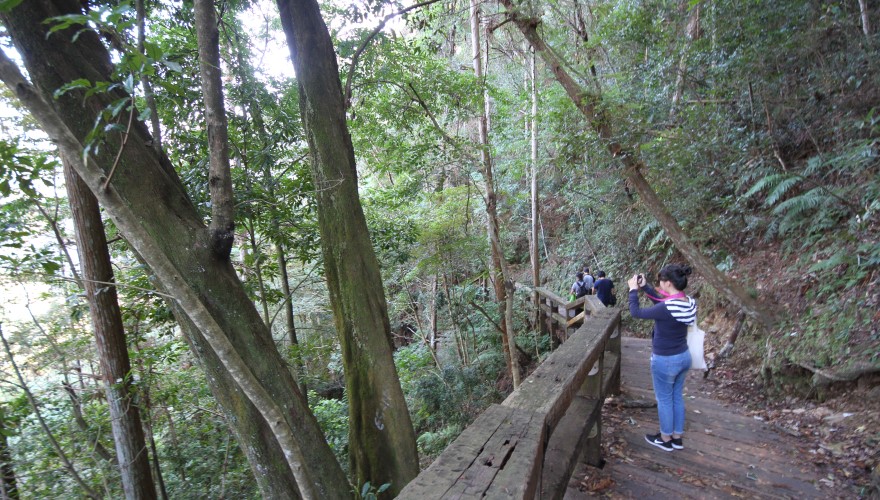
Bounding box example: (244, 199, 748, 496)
(533, 286, 602, 343)
(398, 306, 622, 499)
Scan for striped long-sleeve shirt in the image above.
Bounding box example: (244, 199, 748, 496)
(628, 284, 697, 356)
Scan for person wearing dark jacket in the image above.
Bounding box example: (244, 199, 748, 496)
(593, 270, 615, 306)
(628, 264, 697, 452)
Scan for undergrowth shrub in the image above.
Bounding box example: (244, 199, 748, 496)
(402, 331, 505, 458)
(308, 390, 350, 473)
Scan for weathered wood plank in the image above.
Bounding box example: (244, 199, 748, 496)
(481, 410, 545, 499)
(443, 408, 544, 499)
(601, 352, 620, 398)
(618, 426, 816, 498)
(535, 286, 567, 304)
(541, 395, 602, 500)
(580, 336, 829, 499)
(398, 405, 514, 498)
(398, 405, 545, 499)
(584, 296, 604, 313)
(566, 310, 586, 326)
(503, 308, 620, 431)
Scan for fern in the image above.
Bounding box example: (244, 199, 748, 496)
(743, 172, 787, 199)
(764, 176, 801, 206)
(647, 229, 668, 250)
(637, 220, 661, 247)
(804, 155, 825, 176)
(771, 186, 826, 216)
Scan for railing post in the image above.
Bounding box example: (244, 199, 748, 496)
(607, 318, 622, 396)
(579, 354, 604, 467)
(540, 296, 549, 337)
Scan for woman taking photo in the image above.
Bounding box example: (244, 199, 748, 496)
(627, 264, 697, 452)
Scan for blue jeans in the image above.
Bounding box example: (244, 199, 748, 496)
(651, 350, 691, 436)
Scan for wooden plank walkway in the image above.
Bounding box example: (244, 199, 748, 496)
(564, 337, 833, 499)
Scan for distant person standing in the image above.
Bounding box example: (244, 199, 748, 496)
(570, 272, 590, 299)
(581, 268, 595, 295)
(569, 271, 589, 315)
(593, 270, 615, 306)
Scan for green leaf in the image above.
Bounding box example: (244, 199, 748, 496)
(108, 97, 131, 119)
(0, 0, 24, 12)
(40, 260, 61, 275)
(53, 78, 93, 98)
(162, 59, 183, 73)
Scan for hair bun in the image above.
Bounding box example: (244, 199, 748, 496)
(682, 265, 692, 276)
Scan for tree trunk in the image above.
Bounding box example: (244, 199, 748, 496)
(719, 311, 747, 359)
(194, 0, 234, 257)
(670, 1, 702, 117)
(429, 275, 438, 351)
(0, 2, 349, 498)
(0, 406, 19, 500)
(245, 222, 272, 326)
(858, 0, 871, 37)
(136, 0, 162, 154)
(62, 158, 156, 499)
(529, 46, 541, 332)
(470, 0, 521, 389)
(499, 0, 777, 329)
(275, 0, 420, 494)
(132, 332, 170, 500)
(276, 243, 304, 393)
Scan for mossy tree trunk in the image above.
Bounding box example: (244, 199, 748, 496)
(0, 1, 350, 498)
(276, 0, 420, 495)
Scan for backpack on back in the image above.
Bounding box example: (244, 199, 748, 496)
(575, 280, 589, 298)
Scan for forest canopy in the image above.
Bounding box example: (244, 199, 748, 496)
(0, 0, 877, 497)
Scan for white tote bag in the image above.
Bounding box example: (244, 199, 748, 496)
(687, 324, 707, 371)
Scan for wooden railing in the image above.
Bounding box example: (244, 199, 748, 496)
(533, 287, 605, 343)
(398, 305, 622, 499)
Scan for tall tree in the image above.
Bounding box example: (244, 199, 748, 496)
(276, 0, 420, 494)
(469, 0, 521, 388)
(194, 0, 235, 257)
(529, 45, 541, 327)
(62, 156, 156, 499)
(670, 1, 702, 117)
(0, 405, 18, 499)
(858, 0, 871, 37)
(0, 1, 350, 497)
(499, 0, 777, 329)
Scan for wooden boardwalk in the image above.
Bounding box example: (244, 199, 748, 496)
(564, 337, 832, 499)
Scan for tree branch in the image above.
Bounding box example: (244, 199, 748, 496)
(344, 0, 444, 110)
(0, 326, 100, 499)
(468, 299, 503, 335)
